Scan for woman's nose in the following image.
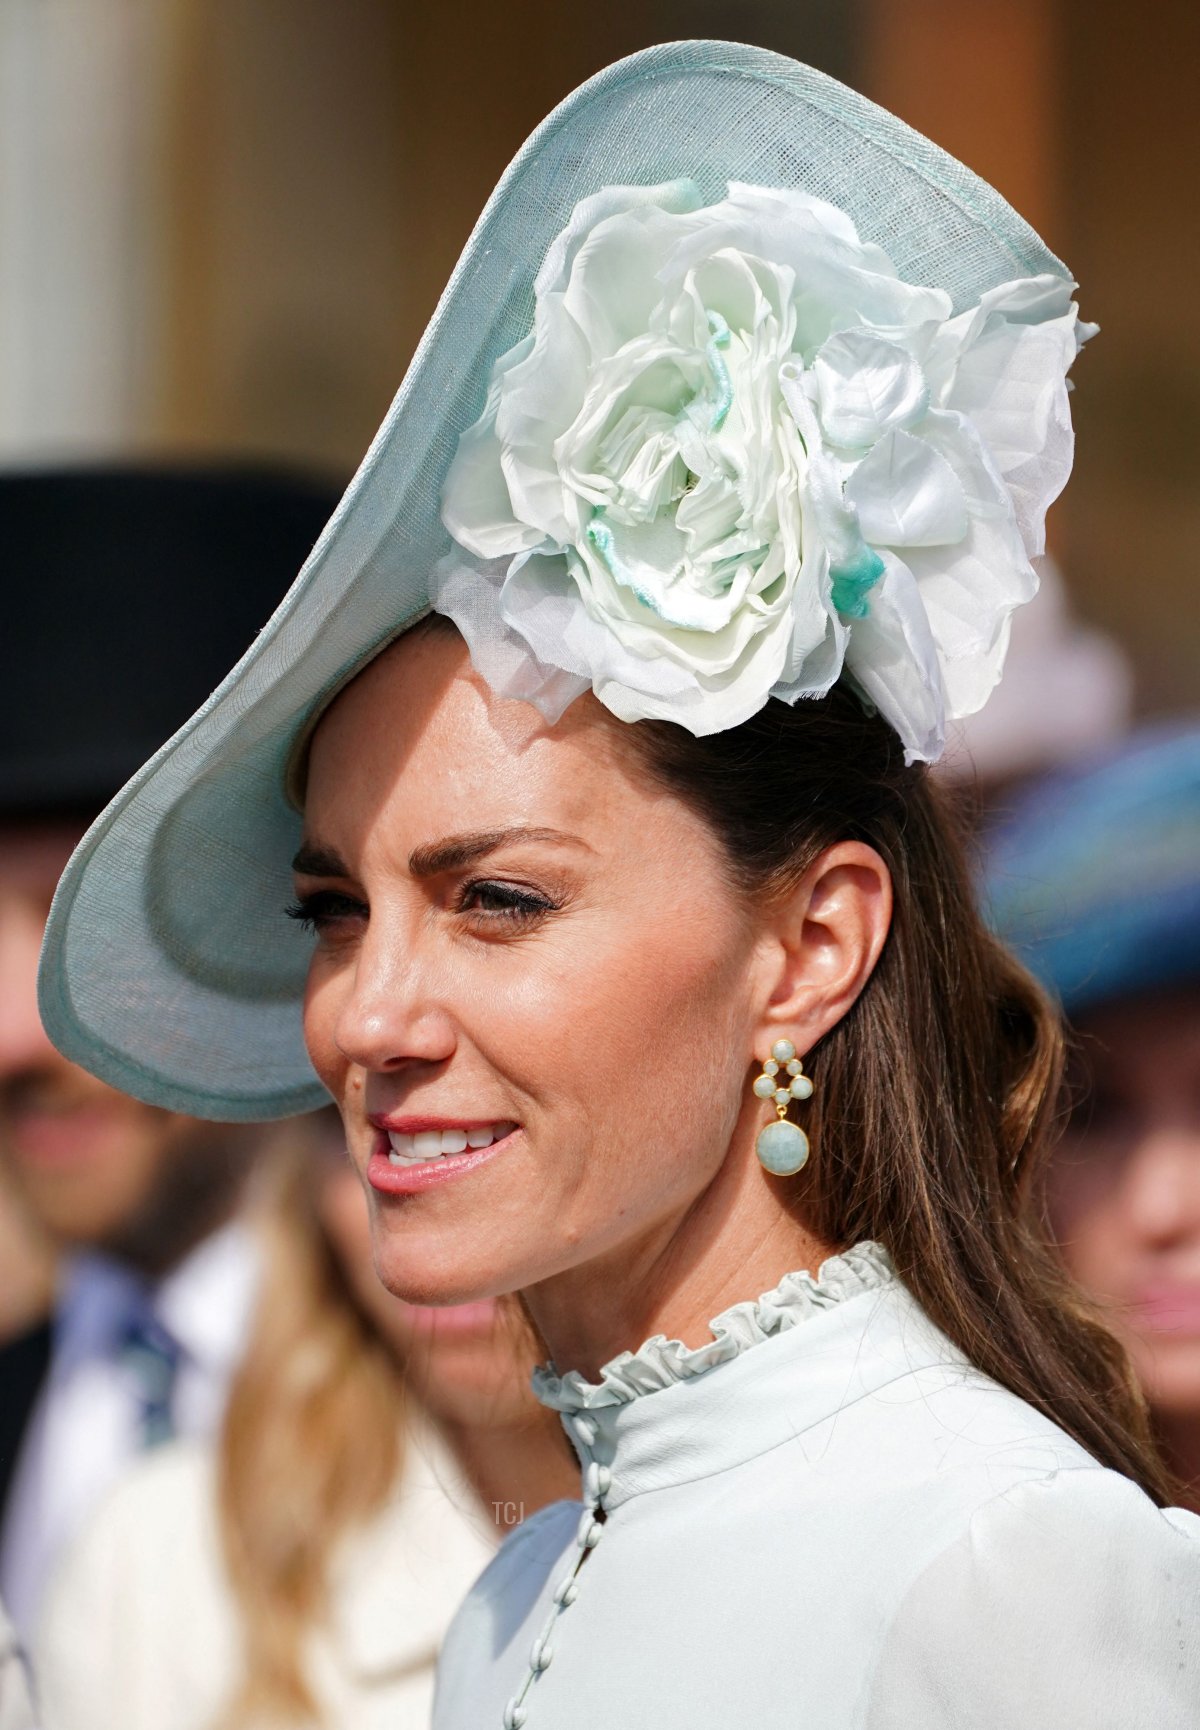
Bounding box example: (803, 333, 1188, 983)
(1117, 1126, 1200, 1248)
(331, 932, 456, 1075)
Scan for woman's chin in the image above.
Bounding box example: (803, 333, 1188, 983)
(373, 1241, 516, 1312)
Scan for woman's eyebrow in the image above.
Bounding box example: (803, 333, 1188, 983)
(291, 843, 350, 878)
(408, 826, 590, 878)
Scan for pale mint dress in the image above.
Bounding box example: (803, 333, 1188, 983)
(433, 1243, 1200, 1729)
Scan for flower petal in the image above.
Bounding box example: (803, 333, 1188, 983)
(439, 184, 1085, 759)
(944, 312, 1080, 557)
(441, 352, 547, 560)
(845, 428, 968, 549)
(534, 180, 702, 301)
(813, 328, 929, 448)
(843, 553, 946, 764)
(429, 553, 590, 721)
(773, 541, 847, 696)
(900, 410, 1035, 717)
(559, 196, 702, 356)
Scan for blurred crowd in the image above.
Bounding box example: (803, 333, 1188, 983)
(0, 469, 1197, 1729)
(0, 471, 578, 1730)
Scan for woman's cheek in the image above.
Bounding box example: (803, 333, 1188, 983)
(302, 956, 350, 1094)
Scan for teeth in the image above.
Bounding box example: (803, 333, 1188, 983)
(387, 1123, 516, 1165)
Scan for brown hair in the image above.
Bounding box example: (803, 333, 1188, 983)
(216, 1139, 406, 1727)
(623, 684, 1174, 1504)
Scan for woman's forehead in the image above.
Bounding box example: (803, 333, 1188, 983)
(303, 624, 648, 849)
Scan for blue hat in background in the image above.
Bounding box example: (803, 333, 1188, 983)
(982, 723, 1200, 1018)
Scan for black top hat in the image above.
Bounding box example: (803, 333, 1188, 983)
(1, 464, 341, 817)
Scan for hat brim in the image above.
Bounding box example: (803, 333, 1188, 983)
(983, 726, 1200, 1019)
(38, 38, 1069, 1120)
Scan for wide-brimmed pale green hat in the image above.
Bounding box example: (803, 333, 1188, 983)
(38, 39, 1071, 1122)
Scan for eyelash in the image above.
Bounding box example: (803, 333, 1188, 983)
(284, 880, 557, 933)
(455, 880, 558, 923)
(284, 891, 366, 933)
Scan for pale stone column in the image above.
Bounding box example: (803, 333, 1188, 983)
(0, 0, 173, 458)
(862, 0, 1062, 250)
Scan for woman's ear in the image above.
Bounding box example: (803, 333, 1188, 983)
(755, 841, 892, 1057)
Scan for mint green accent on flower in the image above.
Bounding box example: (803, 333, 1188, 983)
(436, 171, 1084, 762)
(586, 512, 657, 613)
(586, 513, 626, 581)
(831, 548, 885, 620)
(705, 310, 733, 431)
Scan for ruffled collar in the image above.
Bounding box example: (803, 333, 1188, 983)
(532, 1240, 895, 1414)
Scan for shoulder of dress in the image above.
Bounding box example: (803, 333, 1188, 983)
(849, 1341, 1105, 1479)
(965, 1462, 1200, 1553)
(891, 1462, 1200, 1620)
(864, 1468, 1200, 1728)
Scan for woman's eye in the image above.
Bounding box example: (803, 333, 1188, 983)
(285, 890, 367, 933)
(456, 880, 556, 923)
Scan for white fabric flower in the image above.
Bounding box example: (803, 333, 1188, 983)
(436, 180, 1090, 762)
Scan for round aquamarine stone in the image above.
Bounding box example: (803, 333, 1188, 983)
(771, 1038, 796, 1063)
(756, 1119, 810, 1175)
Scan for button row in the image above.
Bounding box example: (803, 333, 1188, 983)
(499, 1432, 611, 1725)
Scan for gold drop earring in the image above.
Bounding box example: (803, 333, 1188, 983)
(752, 1039, 813, 1175)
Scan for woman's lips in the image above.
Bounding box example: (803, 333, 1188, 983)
(366, 1124, 520, 1195)
(5, 1101, 127, 1167)
(1132, 1284, 1200, 1335)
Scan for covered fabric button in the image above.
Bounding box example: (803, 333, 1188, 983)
(502, 1698, 528, 1729)
(568, 1413, 596, 1449)
(553, 1572, 580, 1607)
(584, 1460, 611, 1502)
(529, 1632, 554, 1672)
(576, 1511, 603, 1550)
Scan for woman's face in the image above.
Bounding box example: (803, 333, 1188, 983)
(298, 625, 772, 1312)
(315, 1142, 542, 1428)
(1048, 984, 1200, 1422)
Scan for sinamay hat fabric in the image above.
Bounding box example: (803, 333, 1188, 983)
(38, 40, 1073, 1121)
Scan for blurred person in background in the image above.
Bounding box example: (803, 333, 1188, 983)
(0, 1602, 35, 1730)
(0, 1171, 56, 1348)
(935, 555, 1133, 815)
(34, 1113, 577, 1730)
(984, 724, 1200, 1509)
(0, 1167, 57, 1536)
(0, 466, 339, 1637)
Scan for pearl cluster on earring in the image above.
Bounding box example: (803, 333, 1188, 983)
(753, 1038, 813, 1176)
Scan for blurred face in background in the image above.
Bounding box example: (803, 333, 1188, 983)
(1047, 983, 1200, 1429)
(0, 823, 250, 1272)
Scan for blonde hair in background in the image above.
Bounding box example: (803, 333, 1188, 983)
(215, 1131, 406, 1728)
